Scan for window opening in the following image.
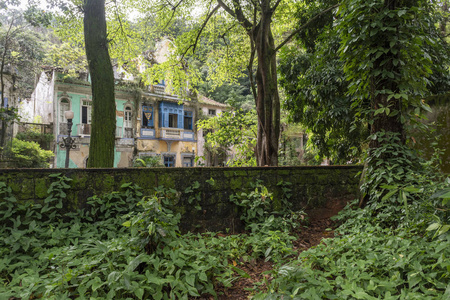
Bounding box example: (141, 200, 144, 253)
(164, 155, 175, 167)
(183, 156, 193, 167)
(81, 100, 92, 124)
(184, 111, 193, 130)
(124, 106, 132, 128)
(168, 113, 178, 128)
(142, 105, 153, 127)
(208, 109, 216, 116)
(60, 98, 70, 122)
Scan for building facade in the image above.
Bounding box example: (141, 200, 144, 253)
(22, 69, 229, 168)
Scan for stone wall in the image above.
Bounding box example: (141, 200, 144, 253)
(0, 166, 362, 232)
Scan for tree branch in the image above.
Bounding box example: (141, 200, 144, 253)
(192, 4, 220, 54)
(271, 0, 283, 13)
(161, 0, 185, 31)
(179, 4, 220, 60)
(218, 0, 253, 32)
(273, 3, 340, 54)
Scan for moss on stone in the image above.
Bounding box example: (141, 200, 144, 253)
(34, 178, 50, 199)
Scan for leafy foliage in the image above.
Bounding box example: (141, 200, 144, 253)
(4, 138, 54, 168)
(15, 131, 54, 150)
(132, 156, 164, 168)
(197, 109, 257, 167)
(254, 131, 450, 299)
(279, 30, 368, 163)
(0, 175, 301, 299)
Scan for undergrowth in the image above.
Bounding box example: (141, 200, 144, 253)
(2, 133, 449, 299)
(0, 175, 300, 299)
(254, 132, 450, 299)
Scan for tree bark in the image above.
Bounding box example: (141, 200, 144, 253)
(0, 18, 14, 148)
(218, 0, 280, 166)
(84, 0, 116, 167)
(254, 21, 280, 166)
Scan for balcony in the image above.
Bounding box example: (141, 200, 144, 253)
(77, 124, 91, 136)
(115, 126, 123, 138)
(123, 128, 133, 138)
(153, 84, 165, 95)
(162, 128, 182, 139)
(161, 128, 195, 141)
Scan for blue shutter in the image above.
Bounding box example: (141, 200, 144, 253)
(178, 109, 183, 128)
(160, 102, 184, 128)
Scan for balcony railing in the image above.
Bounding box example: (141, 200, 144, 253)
(123, 128, 133, 138)
(77, 124, 91, 136)
(160, 128, 194, 140)
(153, 85, 165, 95)
(163, 128, 182, 139)
(115, 126, 123, 138)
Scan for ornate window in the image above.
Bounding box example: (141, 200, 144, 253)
(124, 106, 132, 128)
(59, 98, 70, 123)
(142, 104, 153, 127)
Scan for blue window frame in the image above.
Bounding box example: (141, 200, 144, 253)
(159, 102, 183, 128)
(183, 156, 193, 167)
(184, 111, 193, 130)
(142, 105, 153, 127)
(164, 155, 175, 167)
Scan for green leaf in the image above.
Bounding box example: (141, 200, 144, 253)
(380, 185, 398, 190)
(438, 225, 450, 236)
(91, 277, 104, 291)
(382, 189, 398, 201)
(402, 186, 421, 193)
(135, 288, 144, 299)
(426, 223, 440, 231)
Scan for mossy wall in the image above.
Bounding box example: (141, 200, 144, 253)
(0, 166, 362, 232)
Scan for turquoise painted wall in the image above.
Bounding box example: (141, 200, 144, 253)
(114, 149, 122, 167)
(56, 146, 77, 168)
(56, 92, 128, 168)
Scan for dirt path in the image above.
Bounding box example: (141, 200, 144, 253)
(197, 218, 336, 300)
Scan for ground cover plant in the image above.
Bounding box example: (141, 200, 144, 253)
(252, 134, 450, 299)
(0, 175, 302, 299)
(1, 140, 448, 299)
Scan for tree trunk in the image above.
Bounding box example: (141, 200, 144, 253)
(253, 25, 280, 166)
(0, 19, 14, 149)
(84, 0, 116, 168)
(250, 2, 280, 166)
(369, 0, 404, 151)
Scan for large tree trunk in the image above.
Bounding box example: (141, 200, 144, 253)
(253, 20, 280, 166)
(369, 0, 404, 151)
(84, 0, 116, 168)
(217, 0, 281, 166)
(0, 19, 14, 149)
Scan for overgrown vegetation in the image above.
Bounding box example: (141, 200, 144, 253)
(3, 138, 54, 168)
(0, 175, 301, 299)
(132, 156, 164, 168)
(1, 141, 449, 298)
(15, 131, 53, 150)
(254, 135, 450, 299)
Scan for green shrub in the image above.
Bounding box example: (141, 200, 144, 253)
(132, 156, 164, 167)
(4, 138, 54, 168)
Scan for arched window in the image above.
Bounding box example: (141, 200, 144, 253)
(60, 98, 70, 123)
(124, 106, 132, 128)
